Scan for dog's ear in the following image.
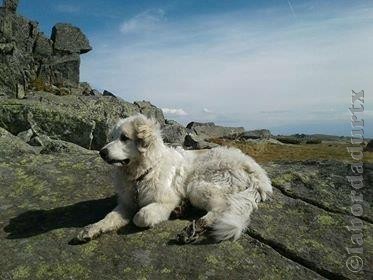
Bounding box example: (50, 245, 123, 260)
(135, 119, 160, 152)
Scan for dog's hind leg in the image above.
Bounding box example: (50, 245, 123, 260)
(74, 205, 132, 243)
(176, 182, 227, 244)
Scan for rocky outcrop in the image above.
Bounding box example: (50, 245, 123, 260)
(0, 91, 173, 150)
(0, 92, 139, 150)
(0, 0, 91, 96)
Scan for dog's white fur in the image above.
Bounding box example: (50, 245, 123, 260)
(76, 114, 272, 242)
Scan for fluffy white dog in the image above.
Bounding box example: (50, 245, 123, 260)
(75, 114, 272, 244)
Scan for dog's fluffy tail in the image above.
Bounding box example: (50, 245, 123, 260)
(211, 189, 259, 241)
(212, 162, 273, 241)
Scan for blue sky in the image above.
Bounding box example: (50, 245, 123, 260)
(19, 0, 372, 136)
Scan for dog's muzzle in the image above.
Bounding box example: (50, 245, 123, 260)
(99, 148, 130, 165)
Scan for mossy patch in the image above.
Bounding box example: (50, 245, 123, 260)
(317, 214, 337, 226)
(11, 265, 31, 279)
(205, 255, 220, 265)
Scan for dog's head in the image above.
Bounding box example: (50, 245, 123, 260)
(99, 114, 162, 166)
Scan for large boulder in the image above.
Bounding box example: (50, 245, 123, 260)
(51, 23, 92, 54)
(187, 121, 245, 140)
(161, 120, 187, 146)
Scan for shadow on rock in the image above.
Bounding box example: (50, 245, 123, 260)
(3, 196, 117, 239)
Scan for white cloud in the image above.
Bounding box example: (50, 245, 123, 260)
(162, 108, 188, 116)
(120, 9, 166, 34)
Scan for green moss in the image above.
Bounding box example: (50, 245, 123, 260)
(54, 263, 89, 279)
(123, 267, 132, 273)
(317, 214, 336, 226)
(303, 239, 323, 249)
(80, 241, 98, 257)
(160, 267, 171, 274)
(205, 255, 219, 265)
(36, 264, 53, 279)
(272, 172, 296, 186)
(11, 266, 30, 279)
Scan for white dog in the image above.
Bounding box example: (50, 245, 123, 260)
(75, 114, 272, 243)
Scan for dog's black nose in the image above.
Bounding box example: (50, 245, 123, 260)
(99, 148, 109, 160)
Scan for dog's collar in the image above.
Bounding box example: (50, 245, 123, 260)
(135, 167, 152, 183)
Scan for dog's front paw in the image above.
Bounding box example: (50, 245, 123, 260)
(72, 225, 101, 244)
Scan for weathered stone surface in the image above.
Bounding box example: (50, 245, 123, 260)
(162, 121, 187, 146)
(33, 33, 53, 57)
(38, 53, 81, 87)
(268, 161, 373, 222)
(0, 126, 36, 154)
(134, 101, 165, 125)
(51, 23, 92, 54)
(0, 92, 140, 150)
(16, 128, 33, 142)
(250, 161, 373, 280)
(187, 121, 244, 140)
(0, 135, 371, 279)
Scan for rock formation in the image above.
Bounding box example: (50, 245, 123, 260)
(0, 0, 91, 97)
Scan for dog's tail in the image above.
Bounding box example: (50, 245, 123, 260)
(211, 189, 258, 241)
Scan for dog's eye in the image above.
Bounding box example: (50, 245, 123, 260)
(120, 134, 129, 142)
